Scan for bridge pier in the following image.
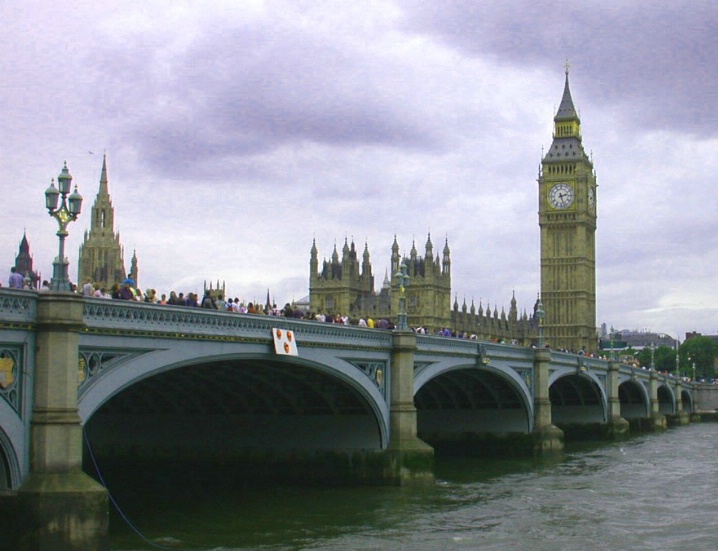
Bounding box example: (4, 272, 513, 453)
(14, 293, 108, 551)
(385, 331, 434, 485)
(604, 361, 630, 440)
(668, 380, 690, 426)
(532, 348, 564, 455)
(647, 370, 668, 432)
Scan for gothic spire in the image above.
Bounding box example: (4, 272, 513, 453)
(544, 65, 588, 164)
(99, 153, 109, 196)
(555, 65, 579, 122)
(19, 230, 30, 254)
(362, 241, 372, 277)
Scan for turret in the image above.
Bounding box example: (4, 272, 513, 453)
(130, 250, 139, 287)
(310, 238, 319, 279)
(391, 235, 400, 275)
(362, 241, 372, 278)
(509, 291, 518, 325)
(442, 238, 451, 275)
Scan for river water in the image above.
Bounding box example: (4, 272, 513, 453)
(107, 423, 717, 551)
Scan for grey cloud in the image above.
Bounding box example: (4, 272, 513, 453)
(89, 18, 444, 179)
(399, 0, 718, 136)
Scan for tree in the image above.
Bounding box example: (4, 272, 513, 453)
(636, 345, 677, 372)
(679, 336, 718, 380)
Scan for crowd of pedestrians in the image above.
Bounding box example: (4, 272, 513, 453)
(4, 269, 643, 358)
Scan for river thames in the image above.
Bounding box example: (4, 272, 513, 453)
(108, 422, 717, 551)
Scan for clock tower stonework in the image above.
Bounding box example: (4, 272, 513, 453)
(538, 70, 597, 353)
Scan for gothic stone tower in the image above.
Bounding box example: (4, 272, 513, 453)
(309, 235, 451, 330)
(538, 69, 597, 353)
(310, 238, 377, 317)
(14, 231, 39, 288)
(78, 155, 137, 291)
(391, 234, 451, 331)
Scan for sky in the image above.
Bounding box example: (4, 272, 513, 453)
(2, 0, 717, 342)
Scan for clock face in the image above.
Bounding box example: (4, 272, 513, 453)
(548, 183, 574, 209)
(588, 187, 595, 211)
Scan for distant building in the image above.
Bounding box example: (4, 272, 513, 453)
(77, 155, 138, 292)
(309, 235, 539, 343)
(204, 280, 226, 300)
(13, 232, 39, 288)
(451, 292, 540, 346)
(614, 330, 677, 350)
(685, 331, 718, 346)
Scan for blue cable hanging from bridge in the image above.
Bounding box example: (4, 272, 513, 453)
(82, 425, 175, 551)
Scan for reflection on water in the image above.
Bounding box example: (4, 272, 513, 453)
(107, 424, 718, 551)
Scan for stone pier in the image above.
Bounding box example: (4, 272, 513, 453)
(384, 330, 434, 485)
(531, 347, 564, 454)
(14, 293, 108, 551)
(604, 360, 630, 439)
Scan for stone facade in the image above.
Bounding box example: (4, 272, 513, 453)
(310, 235, 453, 331)
(77, 155, 138, 292)
(538, 70, 598, 353)
(310, 235, 539, 342)
(451, 293, 539, 346)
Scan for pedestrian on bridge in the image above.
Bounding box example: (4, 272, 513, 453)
(8, 267, 23, 289)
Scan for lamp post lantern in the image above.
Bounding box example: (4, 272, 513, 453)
(536, 295, 545, 348)
(394, 262, 410, 331)
(609, 325, 616, 360)
(45, 162, 83, 291)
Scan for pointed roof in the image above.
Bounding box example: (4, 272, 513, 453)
(99, 154, 109, 196)
(554, 69, 579, 122)
(19, 230, 30, 253)
(543, 66, 590, 165)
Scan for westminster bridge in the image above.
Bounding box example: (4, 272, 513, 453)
(0, 289, 699, 549)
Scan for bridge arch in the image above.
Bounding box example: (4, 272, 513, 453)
(0, 425, 20, 490)
(80, 334, 388, 436)
(549, 371, 607, 425)
(658, 383, 676, 415)
(618, 379, 650, 419)
(681, 388, 694, 413)
(80, 338, 390, 472)
(414, 362, 534, 441)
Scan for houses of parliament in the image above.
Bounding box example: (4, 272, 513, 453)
(309, 70, 598, 352)
(12, 71, 597, 352)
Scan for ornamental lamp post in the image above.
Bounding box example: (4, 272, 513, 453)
(394, 262, 410, 331)
(536, 295, 545, 348)
(44, 162, 83, 291)
(609, 325, 616, 360)
(649, 342, 656, 371)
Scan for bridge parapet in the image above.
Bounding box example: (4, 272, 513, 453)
(0, 289, 37, 326)
(415, 336, 535, 365)
(82, 298, 393, 351)
(415, 334, 479, 356)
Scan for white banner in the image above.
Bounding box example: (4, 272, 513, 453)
(272, 328, 298, 356)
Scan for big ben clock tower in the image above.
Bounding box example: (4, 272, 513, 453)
(538, 67, 597, 353)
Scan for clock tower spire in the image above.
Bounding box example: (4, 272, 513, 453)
(538, 68, 597, 353)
